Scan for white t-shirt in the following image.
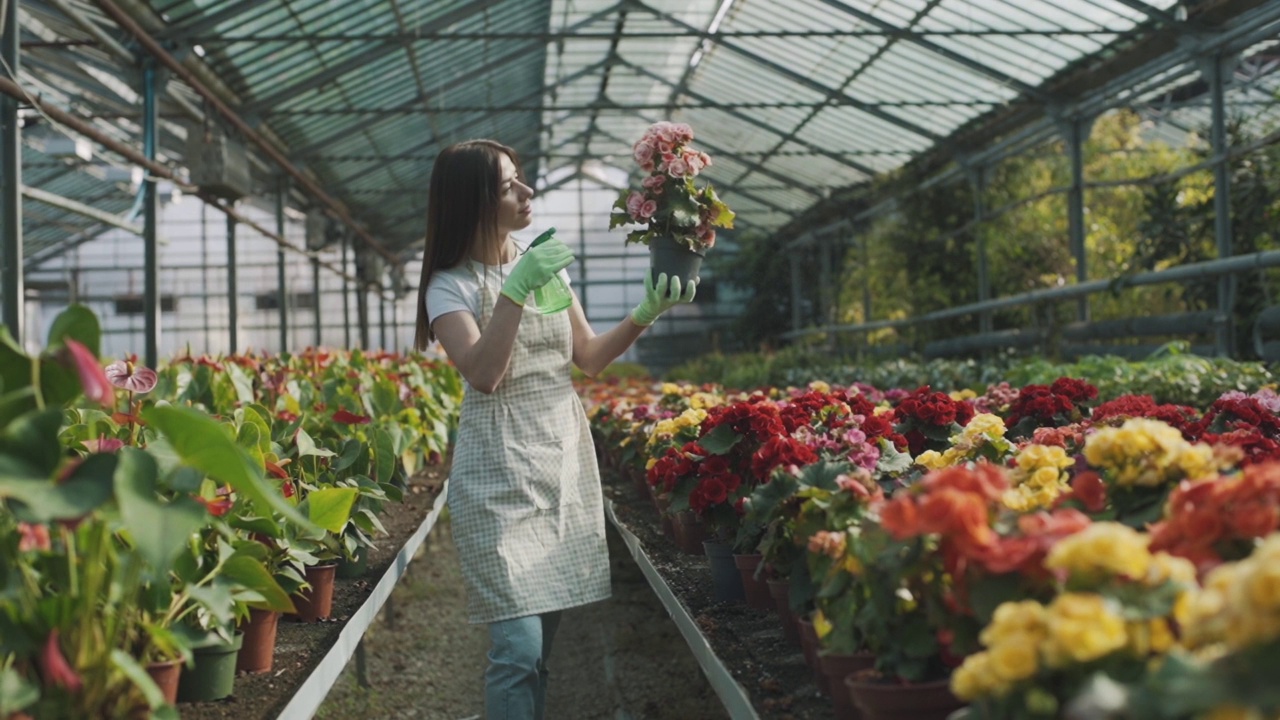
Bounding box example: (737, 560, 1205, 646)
(425, 249, 573, 328)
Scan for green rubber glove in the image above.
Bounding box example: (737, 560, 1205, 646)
(631, 272, 697, 327)
(500, 237, 575, 307)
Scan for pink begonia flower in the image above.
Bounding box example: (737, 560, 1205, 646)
(672, 123, 695, 144)
(633, 142, 654, 165)
(642, 175, 666, 194)
(640, 159, 656, 173)
(39, 630, 83, 692)
(18, 522, 51, 552)
(639, 199, 658, 220)
(683, 153, 704, 176)
(626, 191, 645, 221)
(699, 151, 712, 168)
(667, 157, 689, 178)
(104, 360, 158, 393)
(62, 339, 113, 406)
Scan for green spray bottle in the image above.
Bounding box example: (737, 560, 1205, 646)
(529, 227, 573, 314)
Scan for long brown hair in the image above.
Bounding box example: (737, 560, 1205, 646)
(413, 139, 524, 349)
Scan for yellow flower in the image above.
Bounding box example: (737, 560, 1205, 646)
(1147, 552, 1198, 587)
(1084, 419, 1216, 487)
(676, 408, 707, 428)
(646, 457, 658, 471)
(916, 450, 948, 470)
(950, 389, 978, 401)
(873, 405, 892, 416)
(988, 636, 1039, 683)
(810, 380, 831, 394)
(1016, 444, 1073, 471)
(841, 555, 863, 576)
(951, 652, 998, 700)
(660, 382, 681, 396)
(1043, 593, 1128, 667)
(981, 601, 1048, 648)
(813, 609, 833, 639)
(1126, 618, 1175, 656)
(1045, 522, 1152, 581)
(1028, 465, 1063, 489)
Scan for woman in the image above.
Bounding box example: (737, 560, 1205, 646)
(412, 139, 695, 720)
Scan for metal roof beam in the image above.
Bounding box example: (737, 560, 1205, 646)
(620, 59, 878, 177)
(268, 98, 1006, 115)
(817, 0, 1049, 101)
(240, 0, 508, 114)
(156, 0, 271, 39)
(1109, 0, 1182, 26)
(185, 28, 1140, 42)
(21, 185, 141, 234)
(635, 1, 942, 142)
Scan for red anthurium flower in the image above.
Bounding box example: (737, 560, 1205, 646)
(39, 630, 83, 692)
(83, 436, 125, 454)
(17, 522, 51, 552)
(104, 360, 158, 393)
(277, 410, 299, 423)
(282, 481, 296, 498)
(62, 339, 113, 406)
(195, 495, 233, 517)
(265, 460, 289, 479)
(332, 409, 371, 424)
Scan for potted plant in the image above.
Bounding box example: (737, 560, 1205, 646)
(609, 121, 735, 287)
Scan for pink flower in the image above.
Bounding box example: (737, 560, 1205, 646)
(639, 159, 656, 173)
(672, 123, 694, 144)
(698, 225, 716, 248)
(17, 522, 51, 552)
(699, 151, 712, 168)
(639, 199, 658, 220)
(62, 339, 113, 406)
(39, 629, 82, 692)
(104, 360, 158, 393)
(667, 157, 689, 178)
(633, 142, 654, 165)
(642, 175, 666, 194)
(83, 436, 124, 454)
(683, 152, 704, 175)
(626, 191, 644, 220)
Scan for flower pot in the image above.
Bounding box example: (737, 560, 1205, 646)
(703, 539, 746, 603)
(798, 616, 830, 695)
(767, 578, 801, 647)
(846, 671, 965, 720)
(292, 563, 338, 622)
(236, 608, 279, 674)
(144, 658, 182, 705)
(819, 652, 876, 720)
(676, 510, 707, 555)
(177, 632, 243, 703)
(649, 233, 706, 289)
(336, 546, 368, 579)
(733, 553, 772, 611)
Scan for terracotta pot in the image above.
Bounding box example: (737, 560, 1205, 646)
(675, 510, 707, 555)
(236, 608, 279, 673)
(767, 578, 801, 647)
(846, 671, 966, 720)
(292, 563, 338, 622)
(797, 616, 830, 695)
(733, 553, 772, 611)
(819, 652, 876, 720)
(144, 658, 182, 705)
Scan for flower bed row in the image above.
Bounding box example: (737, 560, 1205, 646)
(0, 305, 461, 719)
(581, 376, 1280, 720)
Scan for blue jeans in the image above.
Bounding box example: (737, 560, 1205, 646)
(485, 612, 562, 720)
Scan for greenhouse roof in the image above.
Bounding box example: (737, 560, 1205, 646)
(10, 0, 1280, 263)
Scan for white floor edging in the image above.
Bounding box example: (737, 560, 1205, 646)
(276, 479, 450, 720)
(604, 499, 761, 720)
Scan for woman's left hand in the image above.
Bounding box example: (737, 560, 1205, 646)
(630, 272, 696, 327)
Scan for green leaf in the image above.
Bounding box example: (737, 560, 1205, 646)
(0, 408, 65, 476)
(373, 428, 394, 484)
(111, 649, 167, 710)
(699, 423, 742, 455)
(142, 405, 311, 533)
(307, 487, 359, 533)
(115, 448, 207, 575)
(219, 554, 294, 612)
(37, 356, 82, 409)
(45, 304, 101, 356)
(296, 428, 336, 458)
(0, 388, 39, 432)
(0, 666, 39, 715)
(226, 362, 256, 406)
(0, 453, 115, 521)
(371, 380, 400, 417)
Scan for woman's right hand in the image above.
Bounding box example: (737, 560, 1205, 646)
(499, 237, 575, 306)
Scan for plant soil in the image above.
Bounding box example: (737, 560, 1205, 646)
(602, 472, 837, 720)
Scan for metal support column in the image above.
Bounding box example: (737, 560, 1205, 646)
(142, 60, 160, 368)
(357, 285, 369, 349)
(341, 232, 351, 348)
(1207, 53, 1236, 357)
(970, 167, 992, 335)
(378, 294, 387, 350)
(577, 172, 588, 316)
(1065, 118, 1089, 324)
(0, 0, 20, 340)
(311, 256, 321, 347)
(390, 301, 398, 354)
(226, 213, 238, 352)
(200, 203, 210, 350)
(276, 179, 289, 352)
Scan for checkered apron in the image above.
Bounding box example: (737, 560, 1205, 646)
(449, 261, 611, 624)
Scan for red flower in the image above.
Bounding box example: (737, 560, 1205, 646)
(195, 495, 233, 517)
(62, 339, 113, 406)
(265, 460, 289, 479)
(923, 464, 1008, 502)
(332, 409, 372, 424)
(39, 629, 82, 692)
(880, 495, 921, 540)
(17, 522, 51, 552)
